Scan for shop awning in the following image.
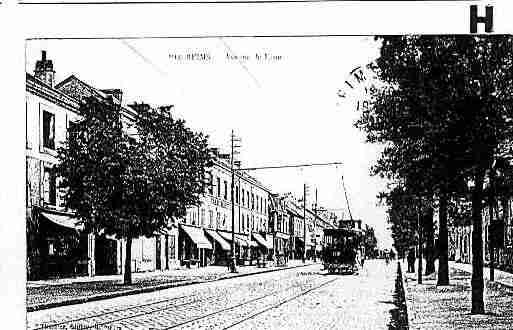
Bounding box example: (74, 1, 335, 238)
(205, 229, 230, 251)
(41, 212, 83, 231)
(219, 231, 249, 247)
(252, 233, 273, 249)
(180, 225, 212, 249)
(275, 232, 290, 240)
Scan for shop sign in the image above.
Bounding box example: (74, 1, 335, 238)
(211, 197, 229, 209)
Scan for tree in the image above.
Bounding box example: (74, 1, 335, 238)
(56, 97, 213, 284)
(379, 185, 418, 259)
(363, 224, 378, 258)
(357, 35, 513, 314)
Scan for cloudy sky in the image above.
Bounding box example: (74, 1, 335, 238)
(26, 36, 392, 249)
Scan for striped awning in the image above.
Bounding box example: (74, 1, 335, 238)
(41, 212, 83, 231)
(252, 233, 273, 249)
(219, 231, 249, 247)
(180, 225, 212, 249)
(205, 229, 230, 251)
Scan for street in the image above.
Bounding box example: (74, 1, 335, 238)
(28, 260, 399, 330)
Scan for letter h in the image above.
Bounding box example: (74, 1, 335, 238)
(470, 5, 493, 33)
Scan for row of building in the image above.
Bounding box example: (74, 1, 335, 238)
(26, 51, 341, 280)
(449, 196, 513, 272)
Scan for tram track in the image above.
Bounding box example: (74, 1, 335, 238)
(32, 293, 209, 330)
(32, 267, 325, 330)
(30, 296, 197, 330)
(33, 269, 333, 330)
(220, 277, 338, 330)
(161, 277, 338, 330)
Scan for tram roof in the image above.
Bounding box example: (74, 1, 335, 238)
(323, 227, 363, 237)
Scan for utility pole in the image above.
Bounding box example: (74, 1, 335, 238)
(313, 188, 318, 262)
(229, 130, 241, 273)
(303, 183, 307, 263)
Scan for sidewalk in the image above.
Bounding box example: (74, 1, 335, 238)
(450, 261, 513, 289)
(401, 260, 513, 329)
(27, 259, 315, 312)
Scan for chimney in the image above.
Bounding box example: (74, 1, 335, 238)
(34, 50, 55, 88)
(101, 89, 123, 105)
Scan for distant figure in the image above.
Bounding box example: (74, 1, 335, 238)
(407, 249, 416, 273)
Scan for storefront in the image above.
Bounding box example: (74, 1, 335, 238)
(205, 229, 231, 265)
(294, 236, 305, 260)
(252, 232, 274, 259)
(179, 224, 213, 267)
(38, 210, 90, 279)
(273, 232, 290, 258)
(218, 231, 255, 265)
(95, 234, 118, 275)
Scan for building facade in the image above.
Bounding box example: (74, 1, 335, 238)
(450, 197, 513, 271)
(26, 51, 176, 280)
(269, 194, 290, 258)
(179, 159, 273, 266)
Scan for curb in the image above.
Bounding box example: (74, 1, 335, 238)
(27, 262, 318, 312)
(399, 262, 413, 329)
(392, 262, 409, 329)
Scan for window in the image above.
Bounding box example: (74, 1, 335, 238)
(224, 180, 228, 200)
(208, 173, 213, 195)
(217, 177, 221, 197)
(256, 196, 259, 212)
(236, 186, 239, 204)
(242, 188, 245, 205)
(201, 208, 205, 226)
(251, 193, 254, 210)
(216, 212, 221, 228)
(209, 210, 214, 228)
(26, 102, 31, 149)
(247, 192, 250, 208)
(43, 166, 56, 206)
(42, 110, 55, 150)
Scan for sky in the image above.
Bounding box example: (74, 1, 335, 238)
(26, 36, 393, 249)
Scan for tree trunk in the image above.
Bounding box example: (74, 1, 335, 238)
(424, 204, 436, 275)
(124, 236, 133, 285)
(437, 190, 449, 285)
(418, 200, 423, 284)
(471, 168, 485, 314)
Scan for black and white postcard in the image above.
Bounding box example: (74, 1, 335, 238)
(3, 1, 513, 329)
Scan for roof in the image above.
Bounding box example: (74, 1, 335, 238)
(55, 75, 137, 122)
(212, 158, 272, 193)
(26, 73, 81, 113)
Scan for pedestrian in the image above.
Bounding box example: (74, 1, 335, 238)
(407, 249, 415, 273)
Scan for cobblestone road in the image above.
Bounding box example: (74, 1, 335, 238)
(28, 260, 398, 330)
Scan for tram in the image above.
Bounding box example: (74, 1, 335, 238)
(322, 227, 365, 274)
